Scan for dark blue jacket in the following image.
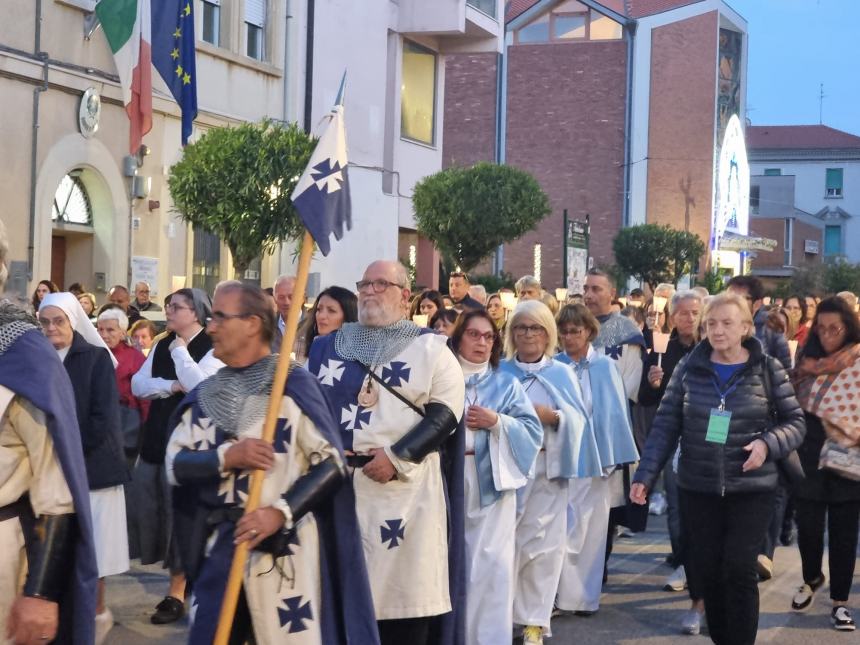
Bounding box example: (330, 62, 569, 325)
(754, 307, 792, 369)
(62, 332, 130, 490)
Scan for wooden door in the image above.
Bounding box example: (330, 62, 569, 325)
(51, 235, 66, 289)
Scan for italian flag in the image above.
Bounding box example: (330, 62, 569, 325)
(96, 0, 152, 153)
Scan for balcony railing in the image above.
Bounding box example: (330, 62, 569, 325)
(467, 0, 496, 18)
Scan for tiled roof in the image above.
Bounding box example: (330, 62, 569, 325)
(747, 125, 860, 150)
(623, 0, 702, 18)
(505, 0, 701, 23)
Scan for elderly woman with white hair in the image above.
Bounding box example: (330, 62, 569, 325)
(39, 293, 130, 643)
(500, 300, 599, 645)
(97, 307, 149, 461)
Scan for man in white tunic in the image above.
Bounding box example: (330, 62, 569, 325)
(166, 282, 377, 645)
(307, 260, 465, 645)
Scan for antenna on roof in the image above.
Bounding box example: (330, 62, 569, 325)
(819, 83, 826, 125)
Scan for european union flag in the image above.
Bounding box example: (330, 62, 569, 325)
(291, 75, 351, 256)
(151, 0, 197, 145)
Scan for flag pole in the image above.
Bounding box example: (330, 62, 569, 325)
(213, 230, 315, 645)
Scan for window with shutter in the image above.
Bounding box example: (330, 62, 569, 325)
(825, 168, 843, 197)
(245, 0, 266, 27)
(824, 225, 842, 256)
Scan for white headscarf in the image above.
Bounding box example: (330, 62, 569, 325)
(39, 292, 118, 367)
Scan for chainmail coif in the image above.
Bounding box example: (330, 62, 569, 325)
(198, 353, 281, 437)
(335, 319, 423, 366)
(0, 301, 39, 356)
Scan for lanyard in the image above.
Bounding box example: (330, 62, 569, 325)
(711, 377, 741, 412)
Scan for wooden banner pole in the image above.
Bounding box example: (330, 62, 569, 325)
(213, 230, 315, 644)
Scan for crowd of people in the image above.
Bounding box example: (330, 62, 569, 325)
(3, 214, 860, 644)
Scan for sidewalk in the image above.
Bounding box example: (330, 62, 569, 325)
(104, 515, 855, 644)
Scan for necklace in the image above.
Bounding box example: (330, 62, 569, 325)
(357, 369, 380, 407)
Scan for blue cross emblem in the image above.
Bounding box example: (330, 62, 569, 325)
(274, 419, 292, 454)
(605, 344, 623, 360)
(380, 519, 405, 549)
(278, 595, 313, 633)
(381, 361, 411, 387)
(310, 158, 344, 193)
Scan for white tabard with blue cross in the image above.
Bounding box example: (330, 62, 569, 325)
(166, 394, 340, 644)
(307, 332, 465, 620)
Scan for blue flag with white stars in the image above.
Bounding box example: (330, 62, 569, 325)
(291, 74, 351, 256)
(152, 0, 198, 145)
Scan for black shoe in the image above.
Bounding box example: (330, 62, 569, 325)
(780, 527, 796, 546)
(151, 595, 185, 624)
(832, 606, 856, 631)
(573, 610, 597, 617)
(791, 575, 825, 611)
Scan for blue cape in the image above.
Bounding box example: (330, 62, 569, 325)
(556, 352, 639, 467)
(172, 365, 380, 645)
(468, 369, 542, 508)
(499, 358, 601, 478)
(0, 329, 97, 645)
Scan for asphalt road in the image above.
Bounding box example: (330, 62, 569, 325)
(104, 515, 855, 644)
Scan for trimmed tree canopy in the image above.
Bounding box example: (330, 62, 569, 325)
(168, 120, 316, 273)
(412, 162, 551, 272)
(613, 224, 706, 290)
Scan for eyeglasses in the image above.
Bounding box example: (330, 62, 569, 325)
(464, 329, 495, 343)
(559, 327, 585, 337)
(818, 324, 845, 338)
(206, 312, 252, 325)
(166, 303, 193, 313)
(38, 316, 68, 329)
(355, 279, 404, 293)
(513, 324, 546, 336)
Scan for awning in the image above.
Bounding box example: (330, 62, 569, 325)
(718, 232, 778, 252)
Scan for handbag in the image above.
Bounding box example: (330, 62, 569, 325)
(819, 431, 860, 482)
(760, 357, 805, 487)
(119, 405, 142, 457)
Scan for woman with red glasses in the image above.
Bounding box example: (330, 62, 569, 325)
(449, 309, 542, 645)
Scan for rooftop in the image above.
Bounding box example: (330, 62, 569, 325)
(747, 125, 860, 151)
(505, 0, 702, 23)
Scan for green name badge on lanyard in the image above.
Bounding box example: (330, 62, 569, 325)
(706, 409, 732, 444)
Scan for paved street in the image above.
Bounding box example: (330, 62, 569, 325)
(104, 515, 855, 644)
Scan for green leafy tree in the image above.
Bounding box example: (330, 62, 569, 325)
(823, 259, 860, 294)
(613, 224, 705, 290)
(698, 267, 726, 294)
(412, 162, 551, 272)
(168, 120, 316, 274)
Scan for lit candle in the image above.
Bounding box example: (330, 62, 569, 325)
(412, 314, 429, 327)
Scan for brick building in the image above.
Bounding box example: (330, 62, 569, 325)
(443, 0, 748, 290)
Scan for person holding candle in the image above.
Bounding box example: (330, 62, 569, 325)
(409, 289, 445, 321)
(638, 290, 704, 633)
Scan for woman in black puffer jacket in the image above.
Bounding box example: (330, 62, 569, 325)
(630, 292, 805, 645)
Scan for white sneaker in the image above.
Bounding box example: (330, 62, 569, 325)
(95, 608, 114, 645)
(681, 609, 703, 635)
(664, 566, 688, 592)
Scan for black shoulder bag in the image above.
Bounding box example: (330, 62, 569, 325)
(761, 357, 805, 488)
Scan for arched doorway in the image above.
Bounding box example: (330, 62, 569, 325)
(51, 170, 95, 290)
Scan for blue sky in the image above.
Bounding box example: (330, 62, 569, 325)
(727, 0, 859, 136)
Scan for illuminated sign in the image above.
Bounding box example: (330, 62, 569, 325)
(712, 114, 750, 250)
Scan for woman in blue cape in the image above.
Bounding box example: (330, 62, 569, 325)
(554, 303, 639, 615)
(449, 309, 542, 645)
(499, 300, 597, 645)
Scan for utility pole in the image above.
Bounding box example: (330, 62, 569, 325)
(819, 83, 826, 125)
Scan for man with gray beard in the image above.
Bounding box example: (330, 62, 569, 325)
(307, 260, 465, 645)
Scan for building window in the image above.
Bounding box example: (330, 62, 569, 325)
(245, 0, 266, 60)
(824, 225, 842, 256)
(466, 0, 496, 18)
(192, 227, 221, 294)
(514, 2, 622, 44)
(401, 40, 437, 145)
(52, 172, 92, 225)
(202, 0, 220, 46)
(749, 185, 760, 214)
(783, 218, 793, 266)
(826, 168, 843, 198)
(764, 168, 781, 176)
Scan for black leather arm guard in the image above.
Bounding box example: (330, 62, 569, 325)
(391, 402, 458, 464)
(23, 513, 76, 602)
(172, 448, 221, 485)
(258, 457, 344, 556)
